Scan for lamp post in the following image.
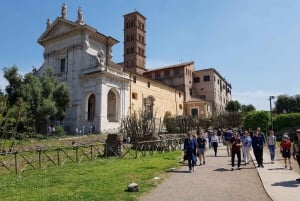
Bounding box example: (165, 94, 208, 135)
(269, 96, 275, 130)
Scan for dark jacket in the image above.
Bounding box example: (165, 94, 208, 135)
(252, 133, 265, 150)
(184, 138, 197, 156)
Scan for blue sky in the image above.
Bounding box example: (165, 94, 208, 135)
(1, 0, 299, 110)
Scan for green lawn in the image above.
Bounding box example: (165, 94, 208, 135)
(0, 150, 182, 201)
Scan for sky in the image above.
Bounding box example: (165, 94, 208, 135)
(1, 0, 300, 111)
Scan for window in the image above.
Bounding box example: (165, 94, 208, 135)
(147, 81, 150, 88)
(179, 104, 183, 109)
(60, 58, 66, 72)
(203, 75, 210, 82)
(179, 93, 181, 98)
(200, 95, 206, 100)
(193, 77, 200, 83)
(189, 88, 192, 96)
(191, 108, 198, 117)
(174, 69, 180, 76)
(155, 72, 161, 79)
(133, 76, 136, 83)
(164, 71, 170, 77)
(132, 92, 138, 100)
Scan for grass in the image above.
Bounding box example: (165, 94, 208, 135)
(0, 150, 182, 201)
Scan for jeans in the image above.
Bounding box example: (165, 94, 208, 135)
(268, 145, 275, 161)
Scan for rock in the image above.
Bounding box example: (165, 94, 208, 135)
(127, 182, 139, 192)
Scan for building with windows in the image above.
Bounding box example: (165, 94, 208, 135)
(35, 4, 230, 133)
(143, 62, 213, 118)
(35, 4, 183, 133)
(193, 68, 232, 115)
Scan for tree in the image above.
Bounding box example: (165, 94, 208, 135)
(3, 65, 23, 106)
(225, 100, 241, 112)
(1, 66, 71, 135)
(53, 83, 71, 120)
(275, 95, 300, 113)
(241, 104, 256, 114)
(225, 100, 242, 127)
(243, 111, 270, 134)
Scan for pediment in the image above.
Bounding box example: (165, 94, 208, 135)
(38, 18, 80, 45)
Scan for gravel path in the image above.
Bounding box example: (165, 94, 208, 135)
(140, 145, 272, 201)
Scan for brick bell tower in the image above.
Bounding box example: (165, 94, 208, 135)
(123, 11, 146, 74)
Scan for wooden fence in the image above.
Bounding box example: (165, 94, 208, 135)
(0, 138, 184, 174)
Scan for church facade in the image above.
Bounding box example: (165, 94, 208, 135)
(36, 4, 231, 134)
(36, 4, 184, 133)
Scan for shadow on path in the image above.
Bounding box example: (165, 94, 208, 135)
(271, 180, 300, 188)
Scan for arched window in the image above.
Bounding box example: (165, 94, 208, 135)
(107, 89, 118, 122)
(88, 94, 95, 121)
(144, 96, 155, 120)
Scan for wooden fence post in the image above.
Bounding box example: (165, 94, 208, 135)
(38, 149, 42, 169)
(57, 148, 60, 166)
(14, 152, 18, 174)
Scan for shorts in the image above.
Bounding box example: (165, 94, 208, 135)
(197, 148, 205, 155)
(282, 151, 291, 158)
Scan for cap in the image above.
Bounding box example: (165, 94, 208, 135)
(283, 134, 289, 139)
(296, 129, 300, 134)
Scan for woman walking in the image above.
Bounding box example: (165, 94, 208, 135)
(242, 131, 252, 165)
(211, 130, 219, 156)
(196, 130, 207, 165)
(293, 129, 300, 182)
(230, 131, 242, 170)
(183, 132, 197, 172)
(280, 134, 292, 170)
(267, 130, 277, 163)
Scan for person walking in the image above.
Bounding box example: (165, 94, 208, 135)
(252, 127, 266, 168)
(280, 134, 293, 170)
(267, 130, 277, 163)
(293, 129, 300, 182)
(196, 130, 207, 165)
(183, 132, 197, 172)
(242, 130, 252, 165)
(230, 131, 242, 170)
(223, 128, 233, 156)
(211, 130, 219, 157)
(207, 130, 212, 149)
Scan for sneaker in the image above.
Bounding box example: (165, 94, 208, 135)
(285, 165, 287, 169)
(199, 163, 202, 166)
(290, 166, 293, 170)
(257, 164, 261, 168)
(189, 168, 192, 173)
(231, 167, 234, 171)
(261, 165, 264, 168)
(203, 161, 206, 165)
(237, 167, 241, 170)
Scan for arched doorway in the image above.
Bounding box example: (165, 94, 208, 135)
(88, 94, 95, 121)
(144, 96, 155, 120)
(107, 89, 118, 122)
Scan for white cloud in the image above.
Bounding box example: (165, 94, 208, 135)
(232, 90, 281, 111)
(0, 71, 8, 92)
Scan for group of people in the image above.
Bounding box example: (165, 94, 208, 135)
(182, 127, 300, 181)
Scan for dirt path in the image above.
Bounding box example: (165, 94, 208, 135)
(140, 145, 272, 201)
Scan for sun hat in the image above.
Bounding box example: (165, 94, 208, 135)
(283, 134, 289, 139)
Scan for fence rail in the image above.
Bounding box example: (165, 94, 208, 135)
(0, 138, 184, 174)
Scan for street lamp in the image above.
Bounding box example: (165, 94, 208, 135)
(269, 96, 275, 130)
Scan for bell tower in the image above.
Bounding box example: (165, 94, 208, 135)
(123, 11, 146, 74)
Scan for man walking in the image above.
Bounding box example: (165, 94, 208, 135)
(252, 127, 266, 168)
